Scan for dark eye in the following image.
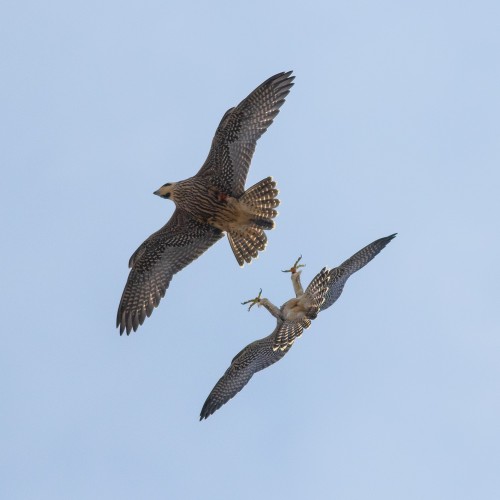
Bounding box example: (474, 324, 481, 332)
(163, 192, 171, 199)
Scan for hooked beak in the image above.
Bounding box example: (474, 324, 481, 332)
(153, 184, 172, 199)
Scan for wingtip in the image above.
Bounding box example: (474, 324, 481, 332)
(116, 317, 135, 336)
(118, 323, 129, 336)
(268, 70, 295, 87)
(117, 320, 125, 335)
(199, 407, 212, 421)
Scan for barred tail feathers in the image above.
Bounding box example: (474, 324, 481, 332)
(239, 176, 280, 229)
(227, 177, 279, 266)
(228, 227, 267, 266)
(303, 268, 332, 318)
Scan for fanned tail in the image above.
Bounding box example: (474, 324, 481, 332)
(228, 227, 268, 266)
(239, 176, 279, 229)
(304, 267, 332, 318)
(228, 177, 280, 266)
(272, 268, 332, 352)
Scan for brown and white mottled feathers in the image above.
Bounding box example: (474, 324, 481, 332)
(117, 210, 223, 334)
(272, 267, 333, 351)
(117, 72, 293, 334)
(200, 234, 396, 419)
(197, 71, 295, 196)
(200, 329, 291, 420)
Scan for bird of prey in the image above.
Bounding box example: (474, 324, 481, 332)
(117, 71, 295, 335)
(200, 234, 396, 420)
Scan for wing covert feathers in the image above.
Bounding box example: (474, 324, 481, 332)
(117, 210, 223, 334)
(200, 330, 290, 420)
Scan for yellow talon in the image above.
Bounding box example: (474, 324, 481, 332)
(282, 255, 305, 274)
(241, 289, 263, 311)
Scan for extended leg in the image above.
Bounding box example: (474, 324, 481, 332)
(242, 290, 282, 320)
(282, 256, 305, 297)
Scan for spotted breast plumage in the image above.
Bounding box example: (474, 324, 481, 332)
(200, 234, 396, 420)
(117, 71, 295, 335)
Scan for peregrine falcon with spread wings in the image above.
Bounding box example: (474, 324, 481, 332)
(117, 72, 294, 334)
(200, 234, 396, 420)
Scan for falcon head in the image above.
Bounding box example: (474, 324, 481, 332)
(154, 182, 176, 199)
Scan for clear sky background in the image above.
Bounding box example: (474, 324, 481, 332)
(1, 1, 499, 499)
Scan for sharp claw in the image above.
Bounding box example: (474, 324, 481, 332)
(241, 288, 262, 311)
(282, 255, 306, 274)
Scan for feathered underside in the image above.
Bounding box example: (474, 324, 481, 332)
(272, 267, 332, 351)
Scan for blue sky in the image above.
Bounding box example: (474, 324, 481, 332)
(1, 1, 499, 499)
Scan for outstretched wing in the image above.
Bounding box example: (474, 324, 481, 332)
(117, 209, 223, 334)
(197, 71, 295, 197)
(200, 328, 291, 420)
(321, 234, 397, 312)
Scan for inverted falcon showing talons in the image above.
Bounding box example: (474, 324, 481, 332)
(200, 234, 396, 420)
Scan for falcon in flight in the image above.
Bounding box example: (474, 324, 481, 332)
(200, 234, 396, 420)
(117, 71, 295, 334)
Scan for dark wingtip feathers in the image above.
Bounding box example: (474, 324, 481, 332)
(117, 304, 155, 336)
(200, 401, 217, 421)
(262, 71, 295, 99)
(381, 233, 397, 245)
